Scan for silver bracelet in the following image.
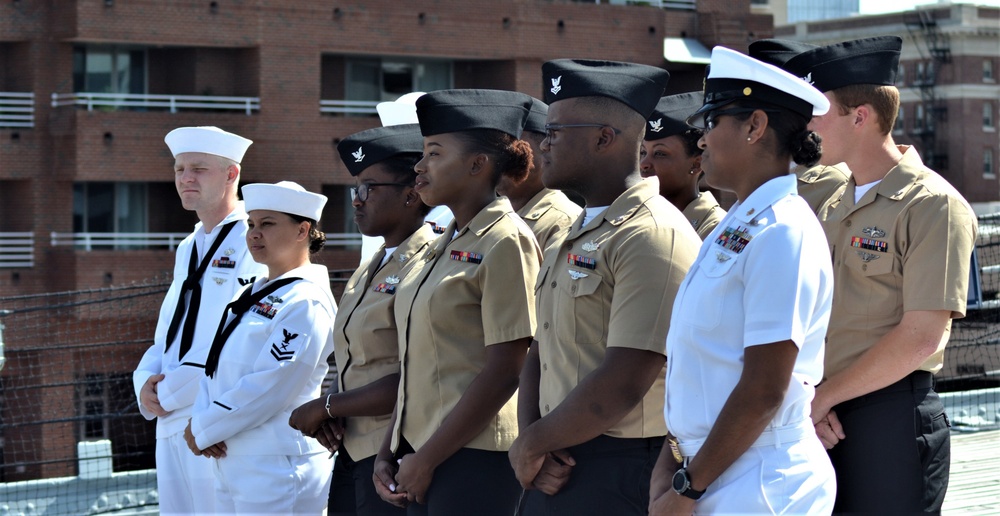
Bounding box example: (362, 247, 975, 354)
(325, 393, 334, 418)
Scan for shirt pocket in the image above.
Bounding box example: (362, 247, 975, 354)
(843, 249, 899, 317)
(567, 270, 606, 345)
(678, 255, 738, 331)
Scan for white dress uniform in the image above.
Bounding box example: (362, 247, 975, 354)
(190, 262, 337, 514)
(665, 174, 836, 513)
(133, 203, 265, 515)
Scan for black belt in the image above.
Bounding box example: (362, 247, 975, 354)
(835, 370, 934, 412)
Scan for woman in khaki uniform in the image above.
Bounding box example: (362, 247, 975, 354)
(372, 89, 541, 515)
(640, 92, 726, 240)
(288, 124, 435, 515)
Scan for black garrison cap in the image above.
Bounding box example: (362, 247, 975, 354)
(337, 124, 424, 177)
(542, 59, 670, 118)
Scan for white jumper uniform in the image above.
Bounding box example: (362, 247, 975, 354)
(133, 204, 265, 515)
(664, 175, 836, 514)
(190, 263, 337, 514)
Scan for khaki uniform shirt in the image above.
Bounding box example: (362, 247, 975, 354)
(330, 224, 436, 460)
(392, 198, 541, 452)
(535, 178, 700, 438)
(795, 163, 850, 218)
(517, 188, 583, 255)
(823, 146, 977, 378)
(682, 191, 726, 240)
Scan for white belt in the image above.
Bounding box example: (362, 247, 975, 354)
(677, 419, 814, 458)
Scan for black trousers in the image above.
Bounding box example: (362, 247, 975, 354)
(405, 447, 521, 516)
(828, 371, 950, 514)
(521, 435, 663, 516)
(329, 448, 407, 516)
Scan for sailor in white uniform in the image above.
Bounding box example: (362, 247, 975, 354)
(133, 126, 265, 515)
(184, 181, 337, 514)
(651, 47, 836, 514)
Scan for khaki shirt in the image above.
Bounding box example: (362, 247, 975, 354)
(517, 188, 583, 254)
(330, 223, 436, 460)
(392, 198, 541, 452)
(535, 178, 700, 438)
(795, 163, 850, 218)
(823, 146, 977, 378)
(682, 191, 726, 240)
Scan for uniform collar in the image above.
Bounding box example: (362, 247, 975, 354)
(872, 145, 922, 201)
(730, 174, 797, 223)
(796, 162, 850, 184)
(444, 197, 515, 240)
(568, 178, 659, 240)
(193, 201, 249, 234)
(392, 223, 438, 264)
(683, 191, 720, 222)
(517, 188, 558, 220)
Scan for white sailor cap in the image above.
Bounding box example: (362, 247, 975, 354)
(242, 181, 328, 221)
(164, 126, 253, 163)
(377, 91, 426, 127)
(689, 46, 829, 125)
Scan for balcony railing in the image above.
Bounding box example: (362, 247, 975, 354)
(0, 92, 35, 128)
(51, 93, 260, 115)
(319, 100, 379, 116)
(50, 232, 363, 251)
(0, 232, 34, 268)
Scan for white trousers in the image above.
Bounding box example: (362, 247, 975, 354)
(156, 431, 217, 515)
(695, 436, 835, 515)
(213, 451, 333, 515)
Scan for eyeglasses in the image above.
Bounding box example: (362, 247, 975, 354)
(350, 182, 410, 202)
(543, 123, 622, 140)
(697, 108, 778, 131)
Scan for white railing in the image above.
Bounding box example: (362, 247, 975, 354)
(0, 232, 34, 268)
(319, 99, 379, 115)
(51, 232, 189, 251)
(51, 93, 260, 115)
(0, 92, 35, 128)
(50, 232, 363, 251)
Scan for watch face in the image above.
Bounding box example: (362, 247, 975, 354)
(672, 469, 688, 492)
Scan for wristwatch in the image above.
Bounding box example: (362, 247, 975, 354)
(672, 467, 705, 500)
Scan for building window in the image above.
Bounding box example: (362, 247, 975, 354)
(346, 57, 452, 104)
(926, 104, 935, 131)
(78, 374, 111, 440)
(73, 182, 148, 234)
(985, 149, 995, 179)
(985, 60, 995, 82)
(73, 45, 147, 94)
(896, 63, 905, 86)
(916, 62, 925, 85)
(985, 102, 995, 130)
(915, 104, 924, 131)
(894, 106, 905, 135)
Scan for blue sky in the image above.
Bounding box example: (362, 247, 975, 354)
(860, 0, 1000, 14)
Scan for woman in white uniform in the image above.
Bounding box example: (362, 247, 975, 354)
(184, 181, 336, 514)
(650, 47, 837, 515)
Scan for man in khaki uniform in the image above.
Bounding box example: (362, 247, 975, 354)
(749, 39, 851, 217)
(509, 59, 700, 515)
(497, 96, 583, 253)
(783, 36, 978, 512)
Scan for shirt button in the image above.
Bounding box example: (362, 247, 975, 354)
(542, 363, 548, 371)
(570, 285, 578, 294)
(544, 404, 550, 412)
(543, 322, 550, 330)
(551, 281, 557, 288)
(862, 263, 868, 271)
(845, 220, 852, 227)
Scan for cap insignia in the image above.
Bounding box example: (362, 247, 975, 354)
(743, 87, 752, 96)
(352, 146, 365, 163)
(550, 76, 562, 95)
(649, 118, 663, 132)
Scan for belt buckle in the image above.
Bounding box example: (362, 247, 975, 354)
(668, 436, 683, 464)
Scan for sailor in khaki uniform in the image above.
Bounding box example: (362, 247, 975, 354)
(133, 126, 265, 515)
(185, 182, 336, 514)
(749, 39, 851, 218)
(497, 97, 583, 253)
(652, 46, 836, 515)
(372, 89, 541, 515)
(783, 36, 978, 512)
(287, 125, 433, 516)
(640, 92, 726, 239)
(508, 59, 700, 515)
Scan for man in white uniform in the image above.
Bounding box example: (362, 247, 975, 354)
(133, 126, 265, 514)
